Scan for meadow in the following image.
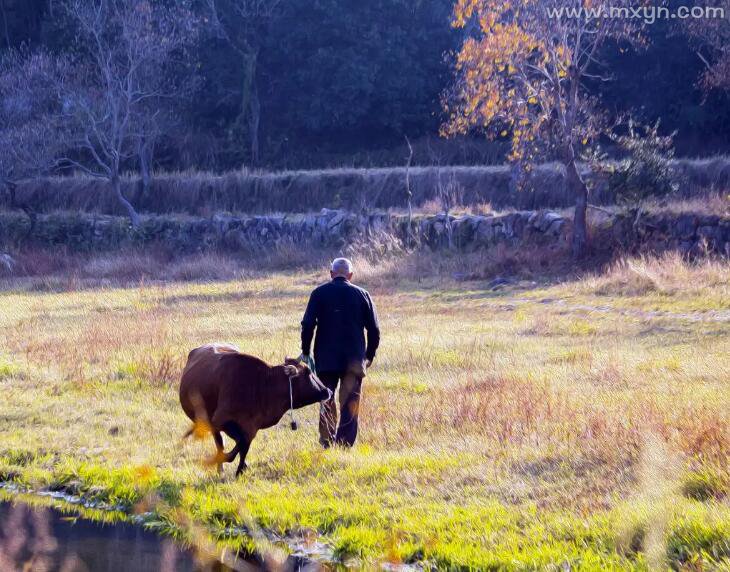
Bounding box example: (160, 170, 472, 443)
(0, 251, 728, 570)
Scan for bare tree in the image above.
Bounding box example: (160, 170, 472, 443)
(436, 172, 463, 250)
(206, 0, 281, 166)
(443, 0, 644, 257)
(50, 0, 198, 226)
(0, 50, 68, 228)
(428, 140, 462, 250)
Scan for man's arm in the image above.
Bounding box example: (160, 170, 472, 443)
(301, 290, 318, 356)
(364, 292, 380, 364)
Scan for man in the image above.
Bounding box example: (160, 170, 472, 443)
(301, 258, 380, 448)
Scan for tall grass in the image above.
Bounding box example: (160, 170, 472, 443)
(579, 252, 730, 297)
(11, 157, 730, 216)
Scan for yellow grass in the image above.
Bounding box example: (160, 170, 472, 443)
(0, 254, 728, 569)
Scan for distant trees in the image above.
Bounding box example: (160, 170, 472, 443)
(0, 0, 729, 173)
(0, 0, 47, 49)
(0, 50, 66, 223)
(0, 0, 199, 226)
(196, 0, 456, 168)
(205, 0, 281, 166)
(443, 0, 645, 257)
(51, 0, 198, 225)
(682, 0, 729, 92)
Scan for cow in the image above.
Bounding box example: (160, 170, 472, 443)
(179, 343, 332, 476)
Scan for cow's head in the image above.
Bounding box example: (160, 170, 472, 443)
(283, 358, 332, 407)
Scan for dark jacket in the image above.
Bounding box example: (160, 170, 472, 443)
(301, 277, 380, 374)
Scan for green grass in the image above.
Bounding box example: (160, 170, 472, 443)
(0, 257, 728, 569)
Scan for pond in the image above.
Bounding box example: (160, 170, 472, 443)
(0, 500, 241, 571)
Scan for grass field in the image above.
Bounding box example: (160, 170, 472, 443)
(1, 252, 729, 570)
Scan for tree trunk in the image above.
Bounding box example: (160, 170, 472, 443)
(112, 175, 141, 228)
(3, 178, 37, 235)
(138, 136, 153, 197)
(240, 51, 260, 166)
(404, 136, 414, 247)
(565, 157, 589, 258)
(249, 80, 261, 166)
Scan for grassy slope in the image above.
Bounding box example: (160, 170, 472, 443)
(0, 259, 728, 570)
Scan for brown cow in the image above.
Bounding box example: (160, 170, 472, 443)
(180, 343, 332, 475)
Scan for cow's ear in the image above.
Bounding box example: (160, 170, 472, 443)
(283, 365, 298, 377)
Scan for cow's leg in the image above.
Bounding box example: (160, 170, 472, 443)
(234, 436, 252, 477)
(220, 421, 253, 476)
(212, 431, 225, 474)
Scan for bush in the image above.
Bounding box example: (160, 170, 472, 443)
(607, 121, 679, 209)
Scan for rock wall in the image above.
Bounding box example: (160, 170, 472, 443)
(599, 212, 730, 256)
(0, 208, 728, 256)
(0, 209, 569, 253)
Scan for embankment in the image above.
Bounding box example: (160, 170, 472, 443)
(6, 157, 730, 216)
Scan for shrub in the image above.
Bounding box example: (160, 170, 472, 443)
(607, 121, 679, 211)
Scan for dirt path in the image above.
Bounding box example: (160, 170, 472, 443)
(493, 296, 730, 323)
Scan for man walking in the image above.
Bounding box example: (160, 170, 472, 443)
(301, 258, 380, 448)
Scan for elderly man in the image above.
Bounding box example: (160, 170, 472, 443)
(301, 258, 380, 448)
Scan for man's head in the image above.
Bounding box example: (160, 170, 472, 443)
(330, 257, 353, 281)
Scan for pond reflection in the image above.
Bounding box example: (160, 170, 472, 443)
(0, 501, 238, 572)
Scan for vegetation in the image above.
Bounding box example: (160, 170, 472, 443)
(0, 0, 728, 174)
(0, 1, 728, 569)
(0, 252, 728, 568)
(443, 0, 650, 257)
(4, 157, 728, 218)
(606, 122, 679, 214)
(683, 0, 730, 92)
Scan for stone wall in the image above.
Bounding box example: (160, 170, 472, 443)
(0, 209, 569, 253)
(0, 208, 728, 256)
(598, 211, 730, 256)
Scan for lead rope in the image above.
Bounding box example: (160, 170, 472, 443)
(297, 354, 336, 440)
(288, 355, 322, 431)
(288, 373, 298, 431)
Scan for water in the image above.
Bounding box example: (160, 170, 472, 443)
(0, 500, 234, 572)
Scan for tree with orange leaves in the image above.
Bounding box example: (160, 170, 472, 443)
(443, 0, 643, 257)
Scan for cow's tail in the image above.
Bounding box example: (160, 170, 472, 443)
(181, 419, 212, 441)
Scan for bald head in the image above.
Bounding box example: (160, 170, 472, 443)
(330, 257, 353, 280)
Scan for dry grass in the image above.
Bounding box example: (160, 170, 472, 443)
(2, 240, 573, 290)
(579, 252, 730, 297)
(11, 157, 730, 216)
(0, 253, 728, 568)
(638, 192, 730, 217)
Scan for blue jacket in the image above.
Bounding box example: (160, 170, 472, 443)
(301, 277, 380, 374)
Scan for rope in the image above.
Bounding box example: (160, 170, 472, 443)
(287, 354, 317, 431)
(298, 353, 317, 375)
(288, 372, 297, 431)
